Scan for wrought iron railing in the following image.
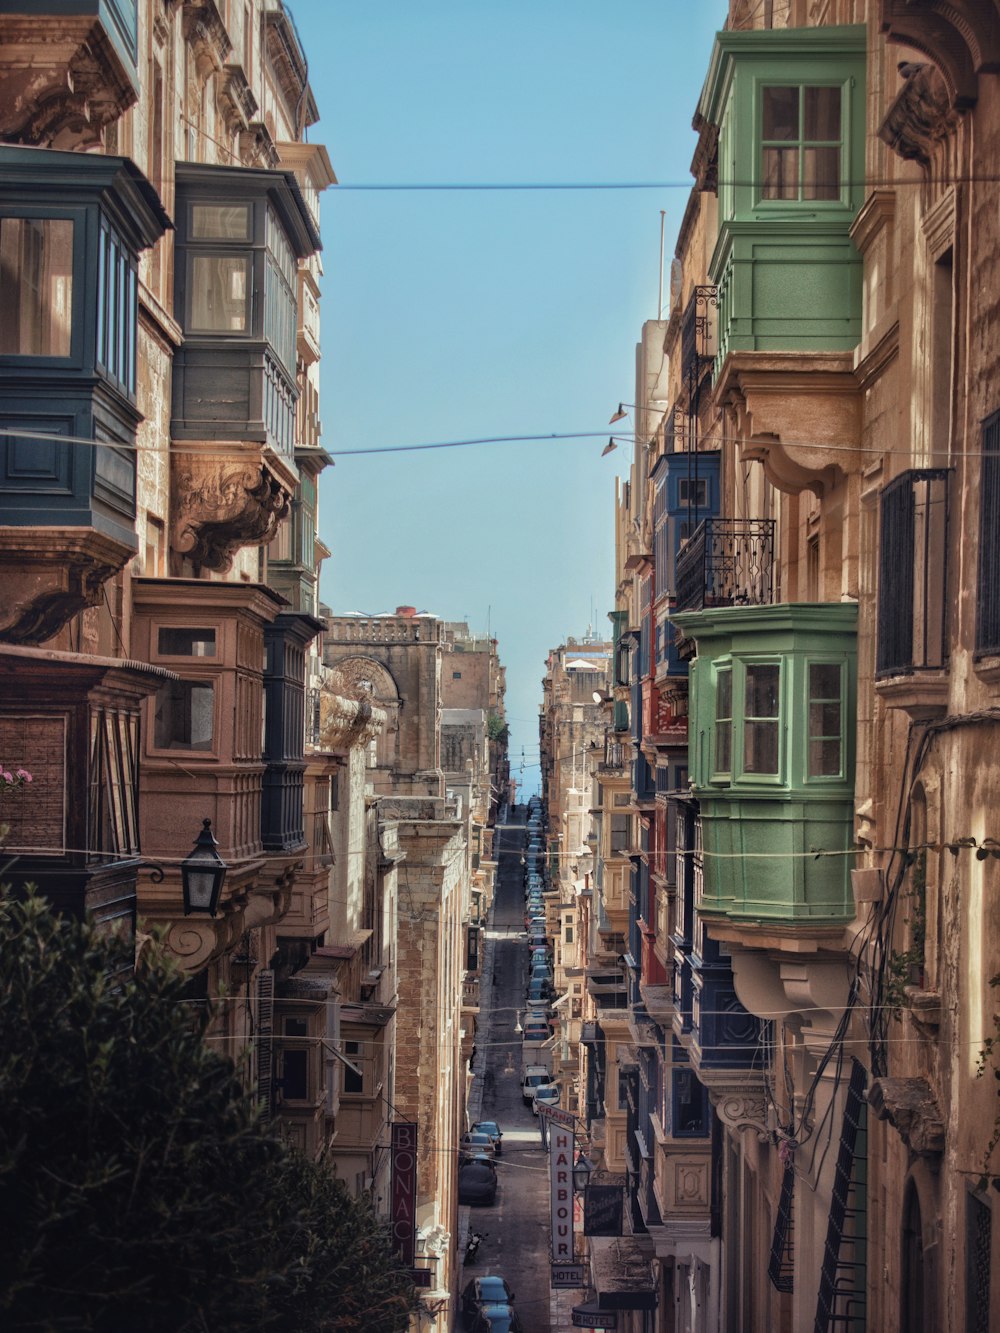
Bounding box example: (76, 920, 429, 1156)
(675, 518, 776, 612)
(877, 469, 949, 676)
(680, 285, 718, 384)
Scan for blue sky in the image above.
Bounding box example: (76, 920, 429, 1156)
(294, 0, 729, 793)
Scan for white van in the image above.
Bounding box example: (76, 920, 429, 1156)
(521, 1064, 551, 1103)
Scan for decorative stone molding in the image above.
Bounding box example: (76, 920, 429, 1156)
(171, 460, 292, 573)
(878, 62, 963, 166)
(0, 17, 138, 146)
(706, 1084, 769, 1137)
(0, 529, 133, 645)
(239, 121, 281, 169)
(880, 0, 1000, 112)
(181, 0, 232, 80)
(319, 690, 386, 750)
(717, 351, 861, 496)
(869, 1076, 945, 1156)
(217, 63, 258, 134)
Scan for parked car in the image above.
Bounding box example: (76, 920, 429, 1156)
(460, 1131, 497, 1162)
(470, 1120, 503, 1154)
(461, 1275, 516, 1328)
(468, 1304, 524, 1333)
(522, 1021, 549, 1041)
(523, 1006, 552, 1028)
(521, 1065, 550, 1103)
(532, 1081, 561, 1115)
(458, 1160, 498, 1206)
(526, 980, 552, 1006)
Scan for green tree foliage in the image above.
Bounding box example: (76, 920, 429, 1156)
(0, 892, 420, 1332)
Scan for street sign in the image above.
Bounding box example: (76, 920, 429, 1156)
(551, 1263, 586, 1288)
(572, 1304, 618, 1329)
(539, 1102, 575, 1130)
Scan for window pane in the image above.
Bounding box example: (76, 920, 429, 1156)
(762, 86, 799, 141)
(154, 680, 214, 750)
(715, 669, 732, 772)
(746, 664, 780, 717)
(158, 627, 217, 657)
(745, 720, 779, 774)
(810, 663, 841, 698)
(803, 146, 840, 200)
(0, 218, 74, 356)
(190, 255, 248, 331)
(762, 147, 799, 200)
(191, 204, 250, 239)
(809, 738, 841, 776)
(804, 86, 841, 140)
(810, 701, 842, 736)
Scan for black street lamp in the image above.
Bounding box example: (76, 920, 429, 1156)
(181, 818, 228, 916)
(573, 1151, 594, 1193)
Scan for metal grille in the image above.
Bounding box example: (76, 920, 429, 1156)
(768, 1162, 795, 1293)
(681, 285, 718, 383)
(814, 1059, 867, 1333)
(255, 968, 275, 1119)
(676, 518, 775, 612)
(876, 469, 949, 676)
(976, 410, 1000, 656)
(968, 1193, 992, 1333)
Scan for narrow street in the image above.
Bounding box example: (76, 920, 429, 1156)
(461, 807, 554, 1331)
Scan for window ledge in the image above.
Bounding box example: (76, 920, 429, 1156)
(973, 655, 1000, 686)
(874, 671, 949, 719)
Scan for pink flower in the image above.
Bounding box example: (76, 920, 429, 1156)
(1, 772, 12, 784)
(15, 769, 31, 782)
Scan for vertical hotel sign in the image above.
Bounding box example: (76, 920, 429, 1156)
(550, 1122, 575, 1263)
(391, 1121, 417, 1266)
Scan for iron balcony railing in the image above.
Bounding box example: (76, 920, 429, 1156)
(675, 517, 776, 613)
(877, 468, 949, 676)
(680, 285, 718, 385)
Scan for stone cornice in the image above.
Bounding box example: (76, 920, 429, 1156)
(880, 0, 1000, 111)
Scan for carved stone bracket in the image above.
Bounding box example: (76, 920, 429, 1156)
(182, 0, 232, 79)
(239, 121, 281, 169)
(0, 528, 133, 645)
(880, 0, 1000, 111)
(878, 62, 962, 165)
(869, 1076, 945, 1157)
(217, 63, 258, 134)
(717, 351, 861, 496)
(706, 1084, 769, 1138)
(319, 691, 387, 750)
(171, 459, 292, 573)
(0, 17, 138, 147)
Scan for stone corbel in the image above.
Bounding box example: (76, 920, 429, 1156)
(320, 692, 387, 750)
(706, 1084, 769, 1139)
(171, 459, 292, 573)
(181, 0, 232, 80)
(164, 885, 249, 973)
(719, 351, 861, 497)
(869, 1076, 945, 1157)
(217, 64, 258, 134)
(0, 529, 132, 645)
(880, 0, 1000, 112)
(239, 122, 281, 169)
(243, 860, 301, 932)
(878, 62, 963, 165)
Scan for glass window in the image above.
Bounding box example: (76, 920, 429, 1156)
(611, 814, 630, 852)
(88, 708, 139, 857)
(153, 679, 214, 750)
(808, 662, 842, 776)
(762, 85, 842, 201)
(157, 627, 216, 657)
(96, 215, 137, 393)
(715, 667, 732, 773)
(343, 1039, 364, 1094)
(280, 1017, 309, 1101)
(743, 663, 780, 774)
(0, 218, 74, 356)
(190, 255, 249, 331)
(678, 478, 708, 508)
(191, 204, 250, 240)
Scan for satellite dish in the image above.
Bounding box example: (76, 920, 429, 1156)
(670, 258, 683, 314)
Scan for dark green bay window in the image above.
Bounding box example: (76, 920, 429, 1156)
(0, 148, 168, 552)
(172, 163, 320, 460)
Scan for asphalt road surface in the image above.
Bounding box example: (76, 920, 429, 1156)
(460, 807, 554, 1331)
